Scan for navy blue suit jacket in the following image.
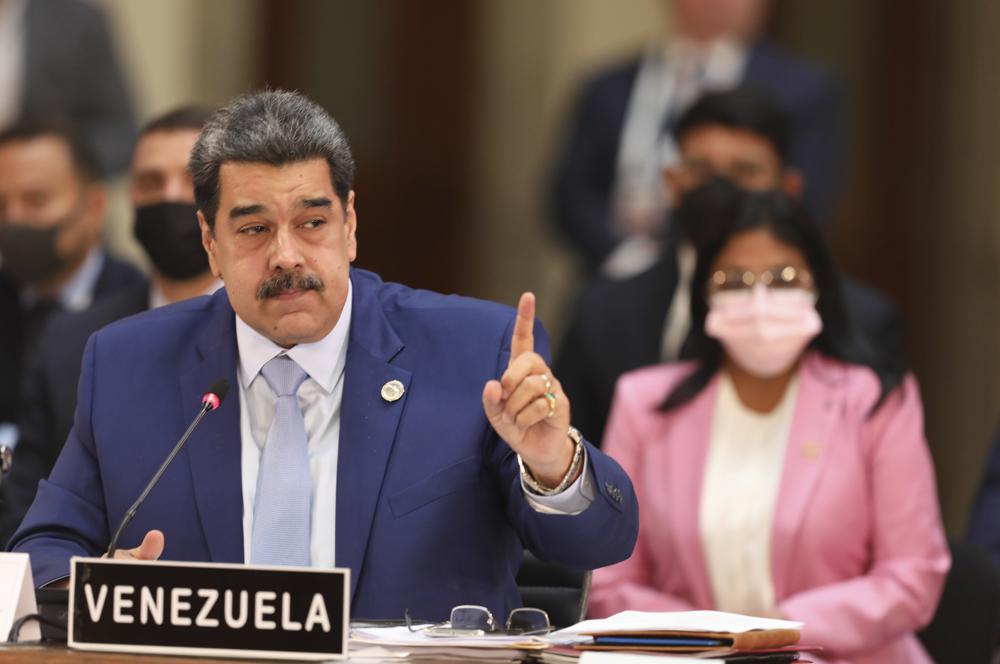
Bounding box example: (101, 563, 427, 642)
(552, 41, 842, 268)
(10, 269, 638, 620)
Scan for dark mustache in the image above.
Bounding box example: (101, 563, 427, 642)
(256, 271, 325, 300)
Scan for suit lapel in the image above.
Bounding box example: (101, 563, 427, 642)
(770, 354, 843, 598)
(336, 271, 409, 598)
(180, 290, 244, 563)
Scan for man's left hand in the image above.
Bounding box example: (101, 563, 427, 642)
(482, 293, 577, 489)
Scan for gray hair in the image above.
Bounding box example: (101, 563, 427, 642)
(189, 90, 355, 228)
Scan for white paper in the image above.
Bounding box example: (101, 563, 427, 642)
(553, 610, 803, 636)
(0, 552, 39, 642)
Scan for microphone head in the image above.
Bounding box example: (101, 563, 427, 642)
(201, 379, 230, 411)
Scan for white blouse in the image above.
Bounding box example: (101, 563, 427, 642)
(699, 371, 800, 616)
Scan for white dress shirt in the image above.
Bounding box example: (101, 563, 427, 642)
(699, 371, 799, 616)
(660, 242, 696, 361)
(237, 282, 352, 569)
(20, 247, 105, 314)
(236, 278, 593, 567)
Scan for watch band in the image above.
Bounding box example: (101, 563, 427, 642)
(0, 444, 12, 477)
(519, 426, 585, 496)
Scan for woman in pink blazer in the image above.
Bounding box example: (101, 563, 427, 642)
(590, 182, 950, 663)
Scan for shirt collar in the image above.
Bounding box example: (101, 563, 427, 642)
(666, 37, 748, 86)
(22, 247, 105, 312)
(62, 248, 106, 311)
(235, 278, 353, 394)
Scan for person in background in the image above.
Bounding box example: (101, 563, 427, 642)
(0, 118, 144, 461)
(0, 0, 136, 176)
(965, 427, 1000, 570)
(589, 180, 949, 663)
(556, 86, 900, 446)
(552, 0, 840, 277)
(0, 107, 220, 544)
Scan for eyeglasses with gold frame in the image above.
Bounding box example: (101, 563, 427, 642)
(707, 265, 814, 295)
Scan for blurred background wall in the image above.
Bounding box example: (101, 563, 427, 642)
(97, 0, 261, 267)
(90, 0, 1000, 534)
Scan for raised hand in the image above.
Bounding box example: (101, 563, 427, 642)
(482, 293, 578, 489)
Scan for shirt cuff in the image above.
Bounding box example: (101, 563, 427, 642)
(520, 451, 595, 516)
(0, 422, 19, 449)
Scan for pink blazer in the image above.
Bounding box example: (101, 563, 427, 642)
(590, 353, 950, 664)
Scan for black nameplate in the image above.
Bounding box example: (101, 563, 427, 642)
(67, 557, 349, 660)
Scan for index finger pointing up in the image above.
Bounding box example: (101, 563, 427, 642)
(510, 292, 535, 362)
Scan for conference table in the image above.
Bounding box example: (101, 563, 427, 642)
(0, 643, 853, 664)
(0, 643, 855, 664)
(0, 646, 274, 662)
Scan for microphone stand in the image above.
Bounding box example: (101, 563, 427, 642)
(105, 400, 214, 559)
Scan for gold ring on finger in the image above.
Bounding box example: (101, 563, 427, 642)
(544, 391, 558, 418)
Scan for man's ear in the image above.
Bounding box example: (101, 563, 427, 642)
(197, 211, 221, 279)
(781, 168, 804, 199)
(344, 190, 358, 263)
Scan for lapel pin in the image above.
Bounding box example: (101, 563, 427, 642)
(803, 441, 822, 460)
(381, 380, 405, 403)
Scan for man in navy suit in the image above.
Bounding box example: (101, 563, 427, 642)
(966, 428, 1000, 569)
(552, 0, 841, 275)
(3, 0, 137, 176)
(10, 90, 638, 621)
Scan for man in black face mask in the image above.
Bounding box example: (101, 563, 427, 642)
(129, 107, 219, 303)
(0, 108, 217, 543)
(0, 119, 143, 465)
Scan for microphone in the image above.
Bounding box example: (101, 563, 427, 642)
(105, 379, 230, 559)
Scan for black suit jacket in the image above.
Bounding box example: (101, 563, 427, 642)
(552, 41, 842, 269)
(20, 0, 136, 176)
(965, 424, 1000, 570)
(0, 254, 144, 427)
(1, 279, 149, 545)
(555, 249, 903, 447)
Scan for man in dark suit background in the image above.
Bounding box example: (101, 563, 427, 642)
(966, 428, 1000, 569)
(0, 119, 144, 462)
(552, 0, 841, 276)
(0, 0, 136, 176)
(11, 91, 637, 621)
(556, 86, 901, 446)
(0, 107, 221, 544)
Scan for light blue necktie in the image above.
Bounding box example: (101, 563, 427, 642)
(251, 355, 312, 566)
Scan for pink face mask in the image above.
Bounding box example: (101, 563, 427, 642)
(705, 284, 822, 378)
